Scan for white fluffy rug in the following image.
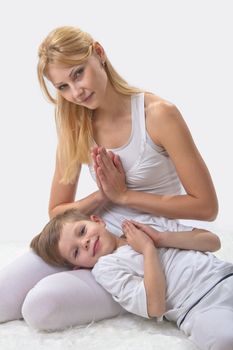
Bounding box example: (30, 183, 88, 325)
(0, 230, 232, 350)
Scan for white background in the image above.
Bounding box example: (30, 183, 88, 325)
(0, 0, 232, 242)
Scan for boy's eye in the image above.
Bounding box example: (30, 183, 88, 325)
(74, 248, 79, 258)
(79, 226, 86, 236)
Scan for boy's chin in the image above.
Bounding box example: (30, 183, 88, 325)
(72, 265, 94, 270)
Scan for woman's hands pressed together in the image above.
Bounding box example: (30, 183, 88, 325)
(91, 146, 128, 205)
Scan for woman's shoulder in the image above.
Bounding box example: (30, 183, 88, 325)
(144, 92, 180, 119)
(144, 92, 183, 133)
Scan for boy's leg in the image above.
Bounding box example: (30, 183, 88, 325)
(181, 277, 233, 350)
(184, 308, 233, 350)
(0, 250, 66, 322)
(22, 269, 124, 330)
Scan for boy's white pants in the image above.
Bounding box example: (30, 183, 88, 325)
(180, 276, 233, 350)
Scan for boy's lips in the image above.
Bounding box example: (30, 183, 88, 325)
(93, 237, 99, 256)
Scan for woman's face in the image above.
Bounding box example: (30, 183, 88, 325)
(47, 54, 108, 109)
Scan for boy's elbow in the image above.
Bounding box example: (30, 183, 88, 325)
(148, 304, 166, 318)
(211, 235, 221, 252)
(216, 236, 221, 251)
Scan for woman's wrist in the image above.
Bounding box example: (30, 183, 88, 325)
(95, 190, 109, 208)
(115, 189, 130, 206)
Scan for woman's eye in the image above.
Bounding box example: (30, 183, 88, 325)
(74, 67, 84, 79)
(58, 84, 68, 91)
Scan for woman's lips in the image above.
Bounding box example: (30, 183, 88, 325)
(76, 92, 94, 104)
(83, 92, 94, 103)
(93, 237, 99, 256)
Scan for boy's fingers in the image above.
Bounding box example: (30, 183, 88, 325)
(131, 220, 149, 232)
(130, 219, 144, 227)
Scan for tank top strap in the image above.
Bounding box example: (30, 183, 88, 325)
(113, 93, 146, 172)
(131, 93, 146, 144)
(88, 92, 147, 176)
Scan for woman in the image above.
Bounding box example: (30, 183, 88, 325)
(0, 26, 218, 331)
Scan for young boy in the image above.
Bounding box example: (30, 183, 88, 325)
(31, 209, 233, 350)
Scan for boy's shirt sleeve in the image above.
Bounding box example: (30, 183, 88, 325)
(92, 254, 150, 319)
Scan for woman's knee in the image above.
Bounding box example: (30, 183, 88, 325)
(22, 270, 123, 331)
(0, 284, 22, 322)
(22, 282, 64, 331)
(0, 250, 65, 324)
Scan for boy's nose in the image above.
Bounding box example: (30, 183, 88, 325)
(83, 239, 90, 250)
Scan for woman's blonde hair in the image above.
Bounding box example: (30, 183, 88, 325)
(30, 208, 89, 269)
(37, 26, 142, 184)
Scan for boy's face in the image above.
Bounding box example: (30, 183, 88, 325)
(58, 216, 117, 268)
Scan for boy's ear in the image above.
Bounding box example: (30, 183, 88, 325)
(90, 215, 105, 225)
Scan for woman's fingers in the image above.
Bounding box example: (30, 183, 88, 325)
(113, 154, 125, 174)
(99, 147, 116, 171)
(91, 147, 127, 203)
(92, 147, 125, 176)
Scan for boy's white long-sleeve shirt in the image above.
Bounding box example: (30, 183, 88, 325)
(92, 245, 233, 324)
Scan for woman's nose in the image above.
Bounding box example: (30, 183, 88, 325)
(71, 84, 84, 102)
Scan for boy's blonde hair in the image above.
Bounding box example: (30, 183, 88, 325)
(30, 209, 89, 268)
(37, 26, 142, 184)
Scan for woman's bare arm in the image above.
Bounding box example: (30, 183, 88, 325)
(93, 97, 218, 221)
(49, 151, 108, 218)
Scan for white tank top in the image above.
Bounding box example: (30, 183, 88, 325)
(88, 93, 187, 235)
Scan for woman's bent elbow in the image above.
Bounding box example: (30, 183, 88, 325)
(48, 206, 61, 219)
(199, 201, 219, 221)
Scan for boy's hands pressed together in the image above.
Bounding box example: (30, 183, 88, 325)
(122, 219, 166, 318)
(124, 221, 221, 253)
(122, 220, 155, 254)
(128, 220, 161, 246)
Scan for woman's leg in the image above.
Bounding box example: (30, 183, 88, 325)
(0, 250, 67, 322)
(0, 249, 124, 330)
(22, 269, 124, 331)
